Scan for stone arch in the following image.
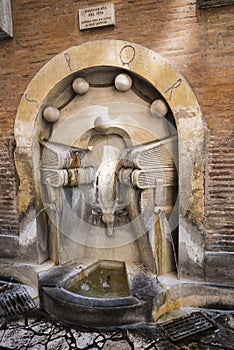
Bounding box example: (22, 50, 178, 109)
(14, 40, 205, 277)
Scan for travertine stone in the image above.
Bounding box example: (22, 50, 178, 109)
(94, 116, 111, 133)
(151, 99, 168, 117)
(43, 106, 60, 123)
(14, 40, 205, 277)
(72, 77, 89, 95)
(114, 73, 132, 92)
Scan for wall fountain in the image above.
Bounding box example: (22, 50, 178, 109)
(3, 40, 232, 328)
(37, 67, 178, 326)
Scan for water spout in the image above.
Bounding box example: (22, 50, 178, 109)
(127, 185, 156, 273)
(155, 207, 178, 272)
(102, 212, 115, 237)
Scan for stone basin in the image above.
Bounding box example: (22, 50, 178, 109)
(65, 260, 130, 299)
(39, 260, 158, 327)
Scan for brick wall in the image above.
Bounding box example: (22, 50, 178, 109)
(0, 0, 233, 249)
(0, 137, 19, 236)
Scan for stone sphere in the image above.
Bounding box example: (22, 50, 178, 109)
(150, 99, 168, 117)
(43, 106, 60, 123)
(94, 116, 110, 134)
(72, 77, 89, 95)
(114, 73, 132, 92)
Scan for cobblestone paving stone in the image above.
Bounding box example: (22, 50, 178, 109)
(0, 310, 233, 349)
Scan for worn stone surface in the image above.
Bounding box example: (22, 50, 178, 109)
(0, 309, 234, 349)
(0, 0, 233, 286)
(12, 39, 205, 277)
(155, 277, 234, 320)
(178, 219, 205, 280)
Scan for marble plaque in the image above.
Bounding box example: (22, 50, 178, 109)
(79, 3, 115, 30)
(0, 0, 13, 40)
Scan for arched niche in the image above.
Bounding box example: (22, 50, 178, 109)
(14, 40, 205, 279)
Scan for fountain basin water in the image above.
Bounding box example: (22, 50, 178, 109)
(65, 260, 130, 298)
(39, 260, 157, 327)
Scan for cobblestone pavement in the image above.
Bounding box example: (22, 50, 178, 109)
(0, 309, 234, 349)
